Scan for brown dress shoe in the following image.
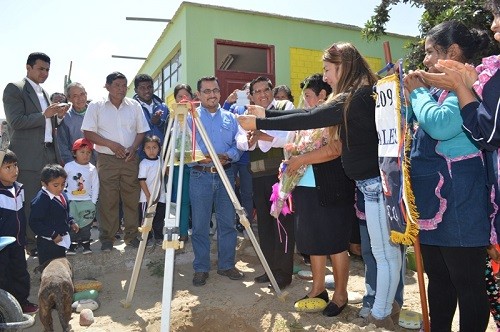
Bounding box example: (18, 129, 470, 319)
(364, 313, 395, 331)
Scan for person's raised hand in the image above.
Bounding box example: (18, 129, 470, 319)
(151, 110, 163, 124)
(56, 103, 71, 119)
(403, 70, 427, 100)
(226, 89, 239, 104)
(436, 59, 478, 88)
(416, 70, 460, 92)
(237, 114, 257, 131)
(246, 105, 265, 118)
(43, 104, 62, 118)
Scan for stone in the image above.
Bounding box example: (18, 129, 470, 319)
(79, 308, 94, 326)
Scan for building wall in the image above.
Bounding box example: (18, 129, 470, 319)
(289, 47, 382, 104)
(132, 2, 414, 106)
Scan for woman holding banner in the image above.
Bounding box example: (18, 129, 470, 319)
(415, 1, 500, 329)
(404, 20, 491, 331)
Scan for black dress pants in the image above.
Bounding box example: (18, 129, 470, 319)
(253, 174, 295, 284)
(421, 244, 489, 332)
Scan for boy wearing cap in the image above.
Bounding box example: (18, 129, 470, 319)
(63, 138, 99, 254)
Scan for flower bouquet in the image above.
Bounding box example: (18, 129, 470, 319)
(270, 128, 329, 218)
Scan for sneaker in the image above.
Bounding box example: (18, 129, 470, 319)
(217, 267, 244, 280)
(193, 272, 209, 286)
(22, 302, 39, 314)
(67, 243, 78, 255)
(26, 248, 38, 257)
(127, 237, 141, 248)
(82, 242, 92, 255)
(101, 242, 113, 252)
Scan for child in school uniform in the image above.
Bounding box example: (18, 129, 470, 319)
(64, 138, 99, 254)
(30, 164, 79, 265)
(0, 150, 39, 314)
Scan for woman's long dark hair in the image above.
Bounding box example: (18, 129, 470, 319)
(322, 42, 378, 141)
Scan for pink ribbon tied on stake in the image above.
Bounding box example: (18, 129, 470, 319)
(179, 96, 199, 162)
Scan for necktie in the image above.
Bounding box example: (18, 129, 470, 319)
(58, 194, 66, 208)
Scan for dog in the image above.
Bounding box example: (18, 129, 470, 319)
(38, 257, 74, 332)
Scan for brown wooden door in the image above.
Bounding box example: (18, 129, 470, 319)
(214, 39, 275, 103)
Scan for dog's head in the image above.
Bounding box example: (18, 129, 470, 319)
(38, 257, 73, 279)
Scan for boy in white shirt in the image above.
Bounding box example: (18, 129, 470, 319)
(64, 138, 99, 254)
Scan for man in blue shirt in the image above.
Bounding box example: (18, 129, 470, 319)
(132, 74, 169, 160)
(187, 76, 242, 286)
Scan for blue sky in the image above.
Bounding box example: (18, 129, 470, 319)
(0, 0, 423, 119)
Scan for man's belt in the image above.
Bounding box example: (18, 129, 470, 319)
(192, 163, 232, 174)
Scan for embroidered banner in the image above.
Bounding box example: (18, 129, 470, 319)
(374, 73, 419, 245)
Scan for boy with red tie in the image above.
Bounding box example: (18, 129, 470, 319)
(30, 164, 79, 266)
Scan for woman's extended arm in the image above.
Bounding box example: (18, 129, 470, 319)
(256, 101, 344, 131)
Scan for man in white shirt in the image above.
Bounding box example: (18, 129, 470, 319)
(3, 52, 70, 256)
(236, 76, 295, 289)
(82, 72, 150, 252)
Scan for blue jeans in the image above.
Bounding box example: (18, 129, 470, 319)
(356, 176, 402, 319)
(189, 168, 236, 272)
(232, 162, 253, 220)
(359, 219, 405, 310)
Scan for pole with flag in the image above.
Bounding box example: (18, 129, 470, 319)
(376, 41, 430, 332)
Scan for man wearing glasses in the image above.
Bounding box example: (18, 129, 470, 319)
(238, 76, 295, 289)
(187, 76, 243, 287)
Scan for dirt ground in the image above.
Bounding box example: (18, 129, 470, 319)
(23, 229, 497, 332)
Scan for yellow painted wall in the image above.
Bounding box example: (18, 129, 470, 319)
(165, 94, 175, 109)
(289, 48, 323, 104)
(289, 47, 382, 106)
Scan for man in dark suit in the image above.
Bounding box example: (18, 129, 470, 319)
(2, 52, 70, 256)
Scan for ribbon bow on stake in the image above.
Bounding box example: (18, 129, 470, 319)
(178, 96, 200, 162)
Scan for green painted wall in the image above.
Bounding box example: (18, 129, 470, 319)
(131, 2, 414, 100)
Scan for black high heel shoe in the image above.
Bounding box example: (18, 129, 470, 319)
(295, 289, 329, 304)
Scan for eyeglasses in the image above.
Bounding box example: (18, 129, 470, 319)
(201, 88, 221, 95)
(252, 87, 271, 95)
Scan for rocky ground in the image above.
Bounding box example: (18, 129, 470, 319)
(22, 228, 497, 331)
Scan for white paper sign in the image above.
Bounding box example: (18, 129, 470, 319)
(375, 79, 399, 157)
